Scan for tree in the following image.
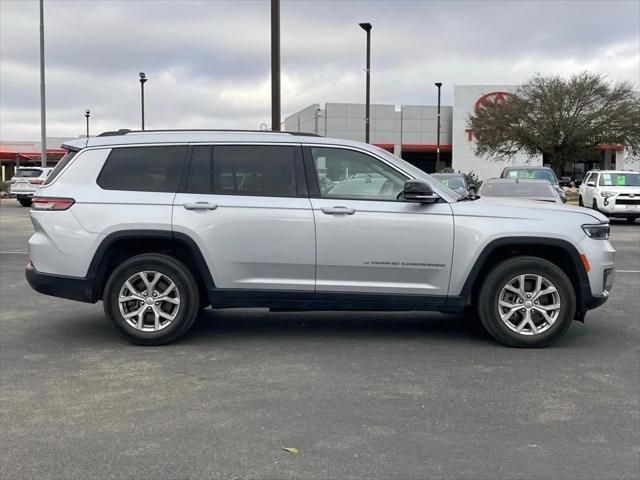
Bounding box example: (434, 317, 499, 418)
(468, 73, 640, 175)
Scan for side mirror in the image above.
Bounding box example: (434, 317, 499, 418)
(587, 181, 595, 187)
(403, 180, 438, 204)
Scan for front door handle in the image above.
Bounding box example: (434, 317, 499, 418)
(183, 202, 218, 211)
(321, 206, 356, 215)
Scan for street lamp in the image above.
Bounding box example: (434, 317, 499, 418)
(399, 105, 405, 159)
(435, 82, 443, 172)
(85, 109, 90, 138)
(359, 22, 372, 143)
(139, 72, 147, 130)
(271, 0, 281, 131)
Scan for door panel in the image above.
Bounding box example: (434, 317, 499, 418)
(311, 198, 454, 294)
(306, 145, 454, 295)
(173, 194, 316, 290)
(172, 144, 315, 291)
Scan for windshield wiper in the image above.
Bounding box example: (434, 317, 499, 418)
(457, 194, 480, 202)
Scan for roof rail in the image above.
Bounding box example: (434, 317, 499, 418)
(96, 129, 322, 137)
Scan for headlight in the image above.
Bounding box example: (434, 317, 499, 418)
(582, 223, 610, 239)
(600, 191, 616, 198)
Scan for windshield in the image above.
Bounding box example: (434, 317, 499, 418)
(433, 176, 466, 190)
(13, 168, 42, 178)
(505, 168, 557, 183)
(598, 172, 640, 187)
(481, 181, 556, 198)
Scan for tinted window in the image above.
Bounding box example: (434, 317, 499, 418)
(14, 168, 43, 178)
(185, 146, 213, 194)
(97, 146, 187, 192)
(212, 145, 296, 197)
(44, 152, 76, 185)
(311, 147, 406, 201)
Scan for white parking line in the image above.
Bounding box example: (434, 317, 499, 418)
(0, 251, 28, 254)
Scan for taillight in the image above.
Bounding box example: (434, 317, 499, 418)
(32, 197, 75, 211)
(30, 179, 45, 185)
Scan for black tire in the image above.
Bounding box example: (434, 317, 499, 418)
(477, 256, 576, 348)
(592, 199, 605, 215)
(578, 195, 584, 207)
(103, 253, 200, 345)
(18, 198, 32, 207)
(626, 217, 637, 223)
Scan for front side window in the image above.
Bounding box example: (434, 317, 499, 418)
(97, 146, 187, 192)
(311, 147, 406, 201)
(212, 145, 297, 197)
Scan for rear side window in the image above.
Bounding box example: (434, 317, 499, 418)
(211, 145, 297, 197)
(44, 152, 76, 185)
(97, 146, 187, 192)
(14, 168, 43, 178)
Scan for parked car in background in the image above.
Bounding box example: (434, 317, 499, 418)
(478, 178, 563, 203)
(559, 176, 575, 188)
(579, 170, 640, 223)
(431, 173, 474, 196)
(500, 166, 566, 202)
(9, 167, 54, 206)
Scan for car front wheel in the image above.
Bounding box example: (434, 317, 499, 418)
(103, 253, 200, 345)
(477, 256, 576, 348)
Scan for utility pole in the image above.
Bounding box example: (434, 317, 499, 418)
(435, 82, 443, 172)
(85, 110, 90, 138)
(39, 0, 47, 166)
(359, 23, 372, 143)
(271, 0, 281, 131)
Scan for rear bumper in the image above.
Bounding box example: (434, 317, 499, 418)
(26, 268, 95, 303)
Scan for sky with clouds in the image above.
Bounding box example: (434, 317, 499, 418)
(1, 0, 639, 140)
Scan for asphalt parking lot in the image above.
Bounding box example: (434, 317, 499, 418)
(1, 199, 638, 480)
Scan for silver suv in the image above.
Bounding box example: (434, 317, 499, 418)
(26, 130, 615, 347)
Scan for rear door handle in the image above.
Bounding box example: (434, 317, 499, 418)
(183, 202, 218, 211)
(321, 206, 356, 215)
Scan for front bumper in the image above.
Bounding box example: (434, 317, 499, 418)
(597, 196, 640, 217)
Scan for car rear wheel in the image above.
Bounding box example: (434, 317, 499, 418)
(103, 253, 200, 345)
(477, 256, 576, 348)
(627, 217, 637, 223)
(18, 197, 32, 207)
(578, 195, 584, 207)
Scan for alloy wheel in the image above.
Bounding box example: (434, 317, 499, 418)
(118, 271, 181, 332)
(497, 274, 561, 335)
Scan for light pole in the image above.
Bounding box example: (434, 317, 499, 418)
(39, 0, 47, 167)
(139, 72, 147, 130)
(435, 82, 442, 172)
(359, 22, 372, 143)
(399, 106, 404, 159)
(315, 107, 323, 135)
(271, 0, 281, 131)
(85, 109, 90, 138)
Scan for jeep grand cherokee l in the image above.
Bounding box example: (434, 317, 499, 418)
(26, 130, 615, 347)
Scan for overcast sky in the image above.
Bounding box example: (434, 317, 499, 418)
(1, 0, 639, 140)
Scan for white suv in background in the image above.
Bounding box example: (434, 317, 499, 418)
(26, 130, 615, 347)
(9, 166, 54, 206)
(579, 170, 640, 223)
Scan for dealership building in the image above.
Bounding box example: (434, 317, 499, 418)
(285, 85, 633, 180)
